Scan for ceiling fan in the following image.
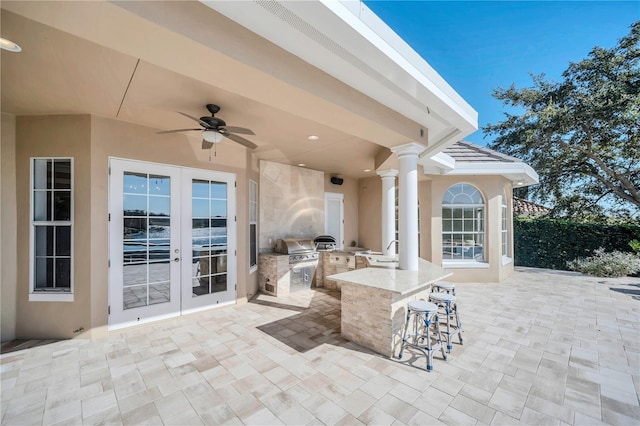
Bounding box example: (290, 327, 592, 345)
(158, 104, 257, 152)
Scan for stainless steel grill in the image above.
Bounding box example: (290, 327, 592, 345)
(273, 238, 318, 292)
(274, 238, 319, 264)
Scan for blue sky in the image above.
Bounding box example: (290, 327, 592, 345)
(364, 1, 640, 146)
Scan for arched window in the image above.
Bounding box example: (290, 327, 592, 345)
(442, 183, 485, 262)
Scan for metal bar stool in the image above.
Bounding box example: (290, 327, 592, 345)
(429, 292, 463, 352)
(432, 281, 456, 295)
(398, 300, 447, 371)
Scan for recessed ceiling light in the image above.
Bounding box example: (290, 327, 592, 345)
(363, 169, 371, 172)
(307, 135, 319, 141)
(297, 163, 306, 167)
(0, 37, 21, 52)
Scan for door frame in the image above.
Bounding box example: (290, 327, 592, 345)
(180, 167, 236, 316)
(108, 157, 237, 330)
(324, 192, 344, 250)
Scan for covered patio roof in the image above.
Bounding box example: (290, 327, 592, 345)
(1, 0, 477, 178)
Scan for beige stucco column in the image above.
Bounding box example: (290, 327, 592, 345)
(377, 169, 398, 257)
(391, 143, 425, 271)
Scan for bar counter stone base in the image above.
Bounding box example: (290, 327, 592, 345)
(340, 282, 433, 358)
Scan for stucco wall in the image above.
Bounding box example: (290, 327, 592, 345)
(15, 115, 93, 339)
(357, 172, 514, 283)
(357, 176, 382, 252)
(429, 175, 514, 283)
(1, 113, 18, 341)
(11, 114, 255, 339)
(90, 116, 255, 336)
(324, 175, 359, 249)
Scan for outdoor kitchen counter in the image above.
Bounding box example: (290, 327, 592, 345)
(328, 257, 452, 358)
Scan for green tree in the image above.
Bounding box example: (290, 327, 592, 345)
(485, 21, 640, 221)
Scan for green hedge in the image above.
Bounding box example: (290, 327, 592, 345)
(513, 218, 640, 270)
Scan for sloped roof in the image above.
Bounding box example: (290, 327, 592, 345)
(443, 140, 522, 163)
(420, 140, 539, 187)
(513, 197, 551, 215)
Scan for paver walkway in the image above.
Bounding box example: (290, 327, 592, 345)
(1, 267, 639, 425)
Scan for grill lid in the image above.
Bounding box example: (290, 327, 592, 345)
(314, 235, 336, 244)
(274, 238, 315, 254)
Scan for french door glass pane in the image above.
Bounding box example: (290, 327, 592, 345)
(192, 179, 227, 297)
(122, 171, 172, 310)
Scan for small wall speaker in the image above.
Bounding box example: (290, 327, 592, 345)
(330, 176, 344, 185)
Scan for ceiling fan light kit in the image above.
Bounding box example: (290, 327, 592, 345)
(203, 130, 223, 143)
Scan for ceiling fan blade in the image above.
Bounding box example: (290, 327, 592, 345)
(222, 126, 255, 135)
(157, 128, 202, 134)
(202, 139, 214, 150)
(223, 132, 258, 150)
(178, 111, 208, 127)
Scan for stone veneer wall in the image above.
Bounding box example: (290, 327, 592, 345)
(258, 253, 291, 297)
(340, 283, 433, 358)
(259, 161, 324, 251)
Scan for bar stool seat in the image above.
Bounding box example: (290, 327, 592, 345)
(398, 300, 447, 371)
(429, 292, 463, 352)
(432, 281, 456, 295)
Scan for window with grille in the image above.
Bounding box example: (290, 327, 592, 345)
(30, 158, 74, 301)
(442, 183, 485, 262)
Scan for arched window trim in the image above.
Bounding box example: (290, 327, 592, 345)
(441, 183, 487, 266)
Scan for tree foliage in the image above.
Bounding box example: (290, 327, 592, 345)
(485, 21, 640, 221)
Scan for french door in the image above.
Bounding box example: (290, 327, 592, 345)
(108, 159, 236, 329)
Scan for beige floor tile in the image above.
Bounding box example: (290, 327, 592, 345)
(242, 407, 283, 425)
(43, 400, 82, 426)
(414, 386, 454, 418)
(275, 402, 316, 425)
(358, 405, 397, 426)
(407, 409, 446, 426)
(488, 387, 527, 419)
(376, 393, 419, 423)
(337, 389, 377, 418)
(450, 394, 497, 424)
(359, 372, 401, 399)
(389, 382, 421, 404)
(490, 411, 521, 425)
(81, 389, 118, 419)
(431, 374, 465, 397)
(459, 383, 494, 405)
(525, 394, 574, 424)
(121, 401, 163, 426)
(2, 273, 639, 426)
(82, 405, 123, 426)
(301, 393, 347, 425)
(199, 403, 238, 425)
(438, 406, 478, 426)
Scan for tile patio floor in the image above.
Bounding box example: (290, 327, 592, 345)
(1, 267, 639, 425)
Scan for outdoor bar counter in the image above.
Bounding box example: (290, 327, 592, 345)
(328, 255, 452, 358)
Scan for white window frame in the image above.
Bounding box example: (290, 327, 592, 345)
(442, 183, 487, 268)
(502, 189, 513, 265)
(29, 157, 74, 302)
(249, 179, 258, 273)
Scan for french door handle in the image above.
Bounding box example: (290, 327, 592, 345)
(174, 257, 180, 262)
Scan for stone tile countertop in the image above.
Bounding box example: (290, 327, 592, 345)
(327, 255, 452, 295)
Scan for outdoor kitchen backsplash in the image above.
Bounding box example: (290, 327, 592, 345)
(259, 160, 324, 251)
